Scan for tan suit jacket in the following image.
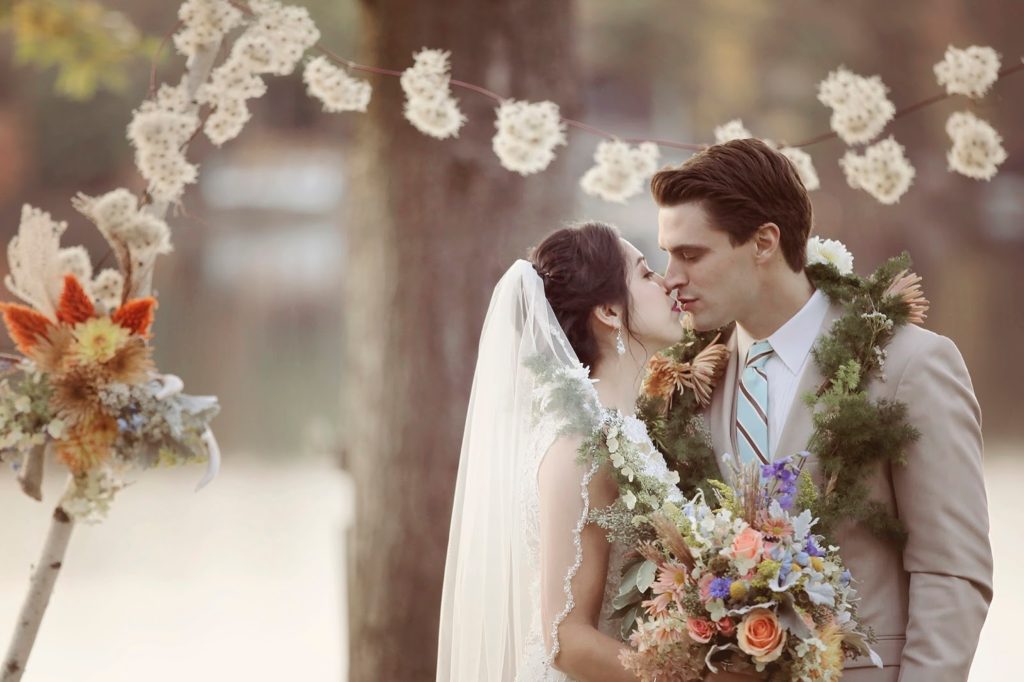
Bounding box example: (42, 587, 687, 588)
(704, 305, 992, 682)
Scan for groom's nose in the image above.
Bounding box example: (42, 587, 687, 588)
(663, 261, 688, 290)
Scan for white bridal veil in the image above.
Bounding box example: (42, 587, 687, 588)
(437, 260, 606, 681)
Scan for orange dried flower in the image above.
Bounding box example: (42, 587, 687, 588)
(884, 269, 929, 325)
(55, 414, 118, 476)
(643, 355, 683, 402)
(49, 363, 104, 427)
(27, 325, 75, 373)
(688, 338, 731, 407)
(650, 511, 694, 572)
(103, 336, 154, 385)
(642, 334, 730, 409)
(0, 303, 53, 354)
(56, 274, 95, 325)
(112, 297, 157, 337)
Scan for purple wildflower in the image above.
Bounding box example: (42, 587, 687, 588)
(709, 577, 733, 600)
(805, 537, 826, 558)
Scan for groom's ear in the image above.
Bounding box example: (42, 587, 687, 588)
(592, 303, 623, 330)
(752, 222, 782, 263)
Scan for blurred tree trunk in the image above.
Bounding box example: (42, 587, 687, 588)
(342, 1, 580, 679)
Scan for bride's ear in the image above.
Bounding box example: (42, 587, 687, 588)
(592, 303, 623, 331)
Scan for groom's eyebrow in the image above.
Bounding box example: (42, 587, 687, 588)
(668, 244, 710, 255)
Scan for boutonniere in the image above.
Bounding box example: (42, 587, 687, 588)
(642, 333, 729, 410)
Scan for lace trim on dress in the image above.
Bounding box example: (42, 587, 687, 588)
(544, 455, 601, 670)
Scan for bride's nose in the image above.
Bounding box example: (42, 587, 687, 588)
(653, 272, 670, 292)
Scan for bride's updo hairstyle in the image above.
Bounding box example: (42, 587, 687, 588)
(529, 221, 631, 369)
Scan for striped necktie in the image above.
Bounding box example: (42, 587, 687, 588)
(736, 340, 773, 466)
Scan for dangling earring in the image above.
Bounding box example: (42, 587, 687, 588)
(616, 328, 626, 356)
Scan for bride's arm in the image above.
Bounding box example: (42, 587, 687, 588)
(538, 436, 639, 682)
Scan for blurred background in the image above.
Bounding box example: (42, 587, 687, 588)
(0, 0, 1020, 679)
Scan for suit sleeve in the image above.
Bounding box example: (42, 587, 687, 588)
(892, 334, 993, 681)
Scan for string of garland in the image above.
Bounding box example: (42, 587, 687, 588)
(638, 255, 927, 546)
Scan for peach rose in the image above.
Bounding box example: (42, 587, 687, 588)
(716, 617, 736, 638)
(686, 617, 716, 644)
(729, 526, 765, 563)
(737, 608, 787, 663)
(698, 572, 715, 602)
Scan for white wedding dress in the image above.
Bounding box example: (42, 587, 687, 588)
(436, 260, 675, 681)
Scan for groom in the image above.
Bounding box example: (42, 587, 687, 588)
(651, 139, 992, 681)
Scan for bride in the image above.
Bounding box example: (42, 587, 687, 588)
(437, 222, 687, 681)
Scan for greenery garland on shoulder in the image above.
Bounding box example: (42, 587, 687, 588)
(638, 243, 931, 547)
(636, 327, 730, 502)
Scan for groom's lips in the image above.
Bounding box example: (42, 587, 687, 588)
(679, 297, 699, 311)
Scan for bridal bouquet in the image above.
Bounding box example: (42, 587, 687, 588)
(616, 455, 880, 681)
(1, 197, 219, 521)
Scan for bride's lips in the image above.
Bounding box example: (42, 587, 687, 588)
(671, 300, 682, 313)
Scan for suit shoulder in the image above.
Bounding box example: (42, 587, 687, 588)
(884, 324, 965, 386)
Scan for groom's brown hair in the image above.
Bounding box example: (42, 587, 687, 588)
(650, 138, 813, 272)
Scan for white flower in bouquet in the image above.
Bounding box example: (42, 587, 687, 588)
(174, 0, 243, 59)
(57, 247, 94, 287)
(493, 100, 567, 175)
(303, 56, 372, 113)
(934, 45, 1001, 99)
(127, 84, 200, 203)
(806, 237, 854, 275)
(945, 111, 1007, 181)
(817, 68, 895, 145)
(778, 146, 820, 191)
(400, 49, 466, 139)
(840, 136, 915, 205)
(580, 140, 660, 203)
(4, 205, 69, 318)
(90, 269, 125, 312)
(714, 119, 753, 144)
(75, 189, 173, 257)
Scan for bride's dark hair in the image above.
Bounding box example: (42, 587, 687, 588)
(529, 221, 631, 369)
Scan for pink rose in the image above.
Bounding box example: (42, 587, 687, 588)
(729, 526, 765, 563)
(686, 617, 716, 644)
(737, 608, 787, 663)
(716, 617, 736, 637)
(698, 572, 715, 602)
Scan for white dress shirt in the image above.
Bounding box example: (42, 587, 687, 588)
(735, 289, 830, 456)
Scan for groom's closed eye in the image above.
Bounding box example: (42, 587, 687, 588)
(672, 247, 708, 262)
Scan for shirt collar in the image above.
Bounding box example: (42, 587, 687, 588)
(736, 289, 830, 375)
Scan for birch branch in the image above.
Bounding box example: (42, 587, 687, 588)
(2, 478, 76, 682)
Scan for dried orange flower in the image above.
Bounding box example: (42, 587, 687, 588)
(55, 414, 118, 476)
(642, 334, 730, 409)
(102, 336, 154, 385)
(884, 269, 929, 325)
(56, 274, 95, 326)
(49, 364, 104, 427)
(0, 303, 53, 354)
(112, 297, 157, 337)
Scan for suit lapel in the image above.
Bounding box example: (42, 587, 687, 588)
(707, 326, 740, 472)
(772, 304, 843, 461)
